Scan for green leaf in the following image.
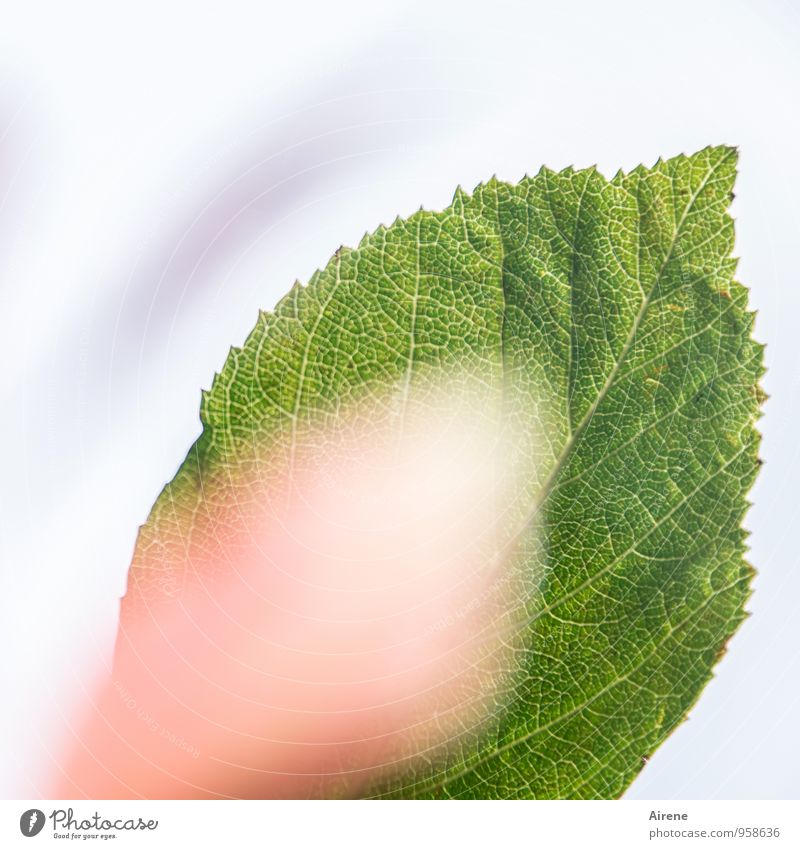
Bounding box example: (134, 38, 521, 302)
(123, 146, 763, 798)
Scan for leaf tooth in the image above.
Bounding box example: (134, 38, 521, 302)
(611, 167, 627, 184)
(702, 142, 739, 158)
(206, 369, 224, 396)
(714, 642, 730, 664)
(457, 183, 479, 204)
(362, 224, 384, 246)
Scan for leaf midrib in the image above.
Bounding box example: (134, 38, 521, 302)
(404, 151, 731, 799)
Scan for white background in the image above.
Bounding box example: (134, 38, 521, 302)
(0, 0, 798, 799)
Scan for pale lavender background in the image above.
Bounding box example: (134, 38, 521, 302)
(0, 0, 798, 799)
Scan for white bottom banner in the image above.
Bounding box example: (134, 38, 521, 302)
(2, 799, 797, 848)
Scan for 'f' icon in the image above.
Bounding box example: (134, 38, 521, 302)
(19, 809, 46, 837)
